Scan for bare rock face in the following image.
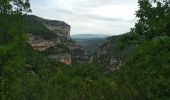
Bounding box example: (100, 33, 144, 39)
(64, 42, 81, 50)
(28, 34, 73, 65)
(28, 34, 55, 51)
(93, 36, 122, 72)
(39, 18, 71, 39)
(26, 15, 95, 65)
(48, 53, 72, 65)
(107, 58, 121, 72)
(27, 15, 91, 65)
(27, 16, 73, 65)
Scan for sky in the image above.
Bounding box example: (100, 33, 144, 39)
(30, 0, 138, 35)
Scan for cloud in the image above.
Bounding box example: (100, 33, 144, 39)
(85, 14, 133, 22)
(30, 0, 138, 35)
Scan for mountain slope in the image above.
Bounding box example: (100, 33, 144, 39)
(93, 32, 137, 72)
(73, 38, 106, 53)
(26, 15, 59, 39)
(26, 15, 91, 65)
(71, 34, 109, 39)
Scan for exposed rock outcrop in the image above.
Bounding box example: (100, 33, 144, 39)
(28, 34, 55, 51)
(93, 35, 123, 72)
(93, 33, 135, 72)
(107, 58, 121, 72)
(48, 53, 72, 65)
(39, 18, 71, 39)
(71, 48, 91, 64)
(27, 15, 91, 65)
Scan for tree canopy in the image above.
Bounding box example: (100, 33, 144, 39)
(0, 0, 170, 99)
(132, 0, 170, 39)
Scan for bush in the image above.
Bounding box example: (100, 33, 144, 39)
(115, 36, 170, 100)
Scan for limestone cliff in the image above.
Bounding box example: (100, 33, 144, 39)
(48, 53, 72, 65)
(93, 33, 135, 72)
(93, 35, 123, 72)
(26, 15, 91, 65)
(38, 17, 71, 39)
(28, 34, 55, 51)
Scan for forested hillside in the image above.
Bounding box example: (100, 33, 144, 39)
(25, 15, 58, 39)
(0, 0, 170, 100)
(73, 38, 106, 53)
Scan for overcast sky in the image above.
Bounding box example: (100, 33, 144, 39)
(30, 0, 138, 35)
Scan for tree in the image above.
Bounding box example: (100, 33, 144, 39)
(113, 0, 170, 99)
(0, 0, 31, 44)
(132, 0, 170, 39)
(115, 36, 170, 100)
(0, 0, 32, 99)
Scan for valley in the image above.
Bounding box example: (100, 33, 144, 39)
(1, 0, 170, 99)
(72, 38, 106, 53)
(26, 15, 92, 65)
(26, 15, 123, 71)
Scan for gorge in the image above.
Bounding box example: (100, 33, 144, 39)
(26, 15, 123, 71)
(26, 15, 91, 65)
(1, 0, 170, 99)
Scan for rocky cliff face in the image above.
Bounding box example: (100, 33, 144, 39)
(93, 36, 123, 72)
(39, 18, 71, 39)
(27, 15, 91, 65)
(48, 53, 72, 65)
(28, 34, 55, 51)
(93, 33, 136, 72)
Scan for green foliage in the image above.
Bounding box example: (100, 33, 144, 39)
(133, 0, 170, 39)
(0, 39, 66, 99)
(110, 1, 170, 99)
(1, 0, 170, 100)
(95, 1, 170, 99)
(44, 44, 70, 55)
(42, 64, 116, 100)
(1, 52, 116, 99)
(115, 36, 170, 100)
(0, 0, 31, 44)
(25, 15, 58, 39)
(0, 0, 31, 14)
(95, 33, 138, 68)
(73, 38, 106, 53)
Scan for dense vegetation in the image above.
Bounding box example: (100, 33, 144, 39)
(25, 15, 58, 39)
(73, 38, 106, 53)
(0, 0, 170, 100)
(113, 0, 170, 99)
(114, 36, 170, 99)
(95, 32, 137, 66)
